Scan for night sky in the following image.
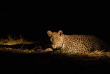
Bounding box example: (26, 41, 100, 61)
(0, 1, 110, 42)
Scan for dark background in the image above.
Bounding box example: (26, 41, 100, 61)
(0, 1, 110, 43)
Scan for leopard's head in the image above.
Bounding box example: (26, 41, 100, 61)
(47, 30, 64, 49)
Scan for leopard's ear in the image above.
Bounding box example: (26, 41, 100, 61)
(58, 30, 63, 36)
(47, 30, 52, 37)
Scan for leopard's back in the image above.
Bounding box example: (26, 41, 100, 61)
(61, 35, 103, 53)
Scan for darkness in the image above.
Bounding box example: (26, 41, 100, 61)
(0, 1, 110, 43)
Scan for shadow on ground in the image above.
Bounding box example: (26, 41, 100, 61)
(0, 50, 110, 74)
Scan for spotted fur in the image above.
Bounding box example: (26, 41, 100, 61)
(47, 30, 108, 54)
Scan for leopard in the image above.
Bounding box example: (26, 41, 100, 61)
(47, 30, 109, 54)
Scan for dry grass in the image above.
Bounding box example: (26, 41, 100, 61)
(0, 47, 36, 53)
(0, 47, 53, 54)
(0, 35, 33, 45)
(0, 46, 110, 59)
(63, 50, 110, 58)
(69, 50, 105, 57)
